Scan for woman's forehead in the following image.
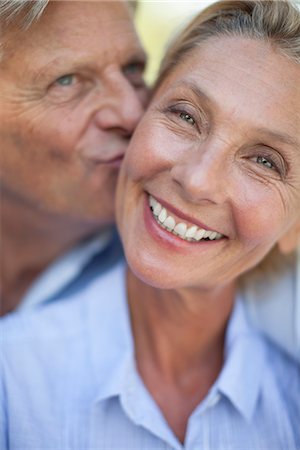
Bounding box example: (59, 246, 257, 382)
(154, 36, 300, 143)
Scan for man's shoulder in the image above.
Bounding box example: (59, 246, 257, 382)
(18, 229, 124, 310)
(0, 260, 128, 422)
(0, 260, 126, 344)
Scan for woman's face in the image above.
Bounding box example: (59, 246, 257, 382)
(116, 36, 300, 290)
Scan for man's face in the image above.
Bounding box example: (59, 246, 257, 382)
(0, 1, 148, 225)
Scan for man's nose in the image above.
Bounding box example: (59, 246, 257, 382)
(93, 72, 146, 137)
(171, 145, 230, 205)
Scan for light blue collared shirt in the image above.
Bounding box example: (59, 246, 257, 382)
(16, 228, 122, 310)
(243, 246, 300, 361)
(1, 261, 299, 449)
(18, 231, 111, 310)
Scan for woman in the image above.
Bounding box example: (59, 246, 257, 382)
(1, 1, 299, 448)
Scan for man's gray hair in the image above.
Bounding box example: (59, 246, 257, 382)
(0, 0, 49, 29)
(0, 0, 138, 30)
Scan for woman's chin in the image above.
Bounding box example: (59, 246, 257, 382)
(126, 252, 179, 290)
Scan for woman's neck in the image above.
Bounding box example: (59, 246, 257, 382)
(127, 268, 235, 378)
(126, 268, 236, 444)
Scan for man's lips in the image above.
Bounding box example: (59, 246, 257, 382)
(90, 154, 124, 167)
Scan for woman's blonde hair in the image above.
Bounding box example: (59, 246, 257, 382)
(158, 0, 300, 86)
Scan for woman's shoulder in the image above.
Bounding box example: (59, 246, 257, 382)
(259, 336, 300, 432)
(241, 248, 300, 362)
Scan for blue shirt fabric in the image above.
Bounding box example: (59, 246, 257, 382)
(242, 248, 300, 361)
(17, 228, 123, 310)
(1, 261, 299, 450)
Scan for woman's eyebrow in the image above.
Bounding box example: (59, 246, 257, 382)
(256, 127, 299, 148)
(171, 80, 213, 105)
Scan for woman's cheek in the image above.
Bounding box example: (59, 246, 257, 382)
(125, 122, 177, 182)
(233, 185, 287, 245)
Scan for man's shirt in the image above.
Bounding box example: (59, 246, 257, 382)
(1, 262, 299, 450)
(17, 228, 122, 310)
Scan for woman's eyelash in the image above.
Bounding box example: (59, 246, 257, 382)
(166, 105, 199, 128)
(252, 151, 287, 178)
(178, 111, 196, 125)
(256, 155, 276, 171)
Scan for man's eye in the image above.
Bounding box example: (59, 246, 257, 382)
(179, 112, 195, 126)
(55, 74, 74, 86)
(123, 62, 145, 87)
(256, 156, 275, 170)
(124, 62, 144, 75)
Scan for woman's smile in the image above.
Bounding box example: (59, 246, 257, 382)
(148, 194, 224, 242)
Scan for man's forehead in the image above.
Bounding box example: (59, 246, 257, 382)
(1, 0, 144, 69)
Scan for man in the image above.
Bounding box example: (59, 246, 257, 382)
(0, 0, 148, 315)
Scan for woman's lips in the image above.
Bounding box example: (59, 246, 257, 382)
(149, 193, 224, 236)
(143, 194, 224, 251)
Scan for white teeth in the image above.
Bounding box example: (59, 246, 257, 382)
(185, 225, 198, 239)
(174, 223, 187, 237)
(195, 229, 206, 241)
(164, 216, 176, 231)
(158, 208, 167, 223)
(149, 196, 156, 209)
(153, 202, 162, 217)
(148, 195, 223, 243)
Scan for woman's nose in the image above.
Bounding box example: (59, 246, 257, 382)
(93, 72, 147, 136)
(171, 147, 229, 205)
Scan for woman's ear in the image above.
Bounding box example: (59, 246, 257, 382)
(278, 221, 300, 254)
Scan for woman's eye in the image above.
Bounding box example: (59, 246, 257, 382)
(166, 104, 203, 131)
(179, 112, 195, 126)
(55, 74, 74, 86)
(256, 156, 275, 170)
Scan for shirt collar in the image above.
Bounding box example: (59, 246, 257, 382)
(18, 228, 113, 311)
(90, 268, 267, 424)
(216, 298, 267, 421)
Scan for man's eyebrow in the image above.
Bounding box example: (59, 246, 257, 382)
(31, 56, 82, 81)
(130, 49, 147, 62)
(31, 49, 147, 80)
(124, 50, 147, 67)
